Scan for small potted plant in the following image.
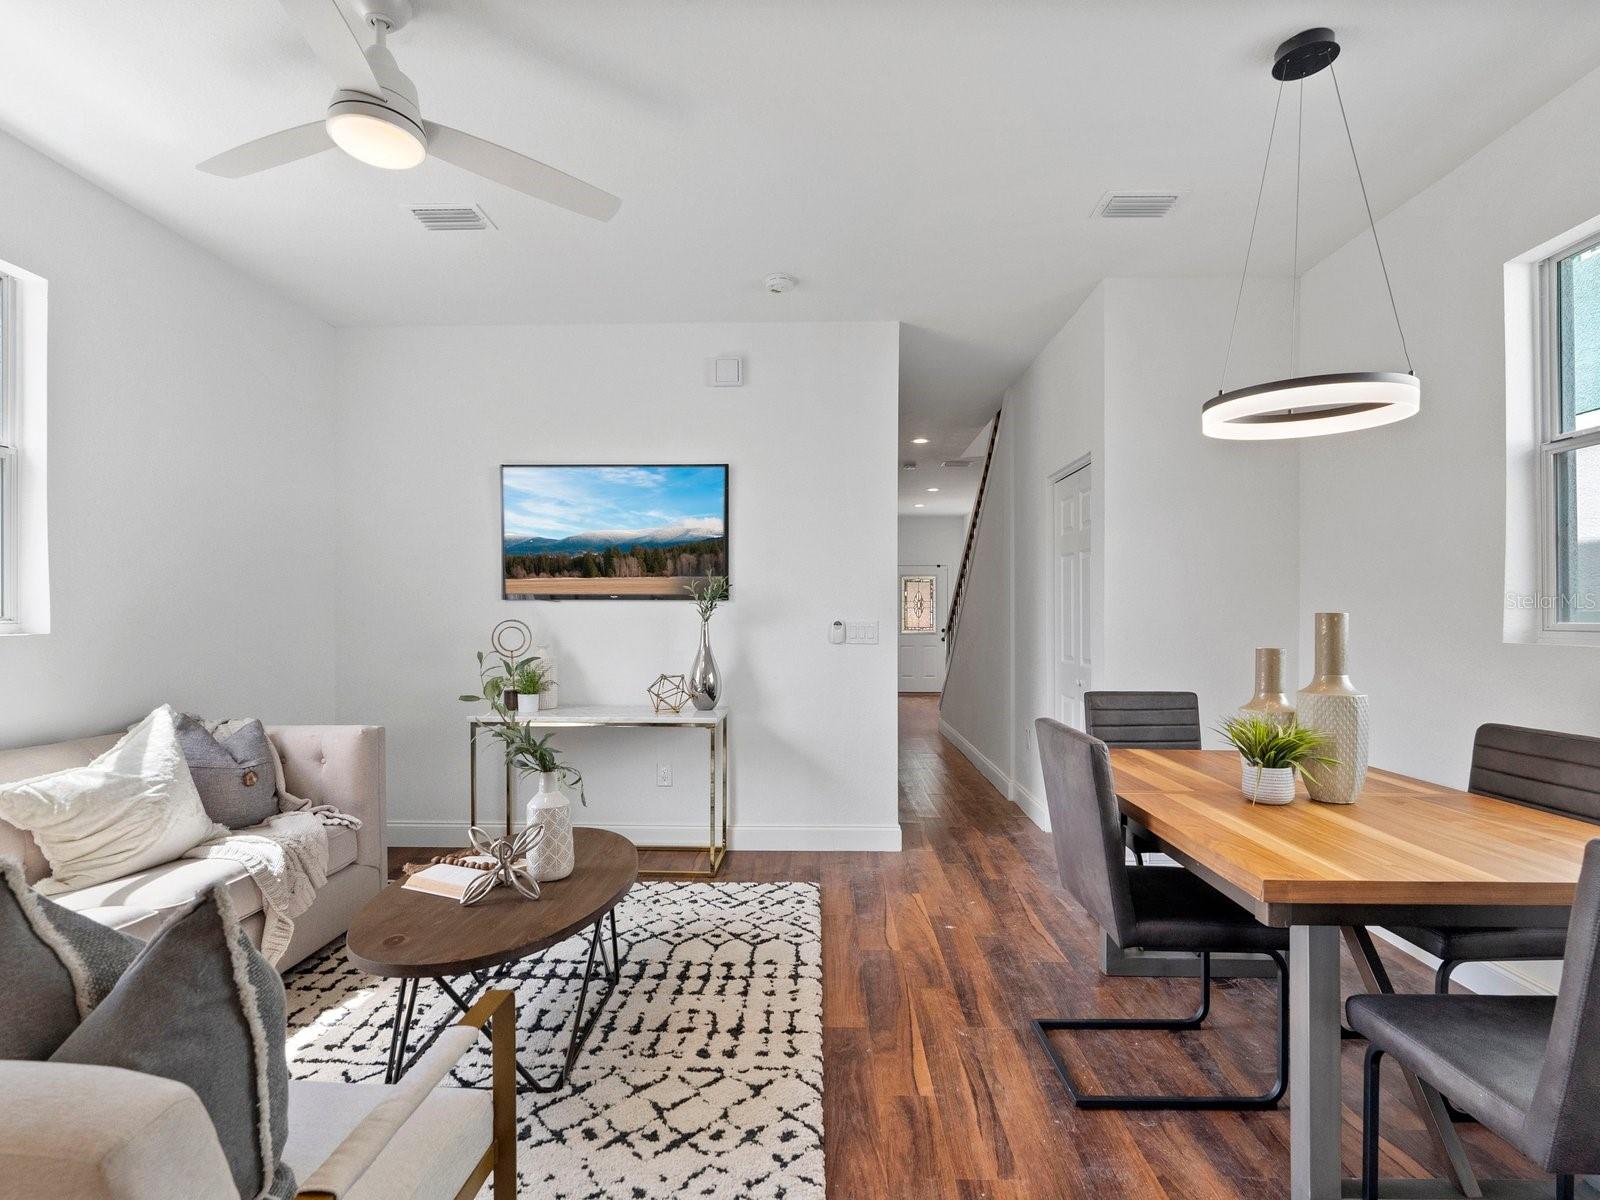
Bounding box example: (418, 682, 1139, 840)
(1217, 713, 1335, 805)
(513, 660, 548, 712)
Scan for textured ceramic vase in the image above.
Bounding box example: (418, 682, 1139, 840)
(689, 620, 720, 711)
(1238, 759, 1296, 805)
(1296, 612, 1369, 805)
(1239, 647, 1295, 725)
(524, 772, 574, 882)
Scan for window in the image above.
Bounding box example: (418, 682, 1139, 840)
(0, 272, 14, 627)
(900, 575, 936, 634)
(1541, 234, 1600, 629)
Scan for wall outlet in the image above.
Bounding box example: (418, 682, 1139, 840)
(656, 764, 673, 787)
(1022, 724, 1033, 749)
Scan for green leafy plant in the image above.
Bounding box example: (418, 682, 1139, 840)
(1217, 713, 1336, 777)
(686, 575, 730, 622)
(513, 660, 548, 696)
(458, 650, 582, 802)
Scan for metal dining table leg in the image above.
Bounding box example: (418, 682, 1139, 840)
(1342, 927, 1483, 1198)
(1290, 925, 1342, 1200)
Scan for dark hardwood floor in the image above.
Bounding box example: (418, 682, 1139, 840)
(391, 694, 1548, 1198)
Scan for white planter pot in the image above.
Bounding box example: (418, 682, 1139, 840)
(1239, 759, 1296, 805)
(524, 772, 574, 882)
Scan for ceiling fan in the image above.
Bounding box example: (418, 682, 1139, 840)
(196, 0, 620, 221)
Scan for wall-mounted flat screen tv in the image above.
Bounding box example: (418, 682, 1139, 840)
(501, 464, 729, 600)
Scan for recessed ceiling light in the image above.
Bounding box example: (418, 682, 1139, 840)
(926, 487, 940, 493)
(911, 437, 930, 445)
(913, 503, 925, 508)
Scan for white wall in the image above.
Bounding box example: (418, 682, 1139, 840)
(897, 514, 964, 567)
(942, 278, 1299, 822)
(334, 323, 901, 851)
(1099, 278, 1300, 745)
(939, 418, 1014, 797)
(1296, 65, 1600, 798)
(0, 130, 338, 748)
(1295, 65, 1600, 997)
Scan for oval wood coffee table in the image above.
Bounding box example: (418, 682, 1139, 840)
(348, 827, 637, 1092)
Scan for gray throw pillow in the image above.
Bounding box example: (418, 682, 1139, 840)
(176, 714, 280, 829)
(0, 858, 139, 1059)
(51, 885, 296, 1200)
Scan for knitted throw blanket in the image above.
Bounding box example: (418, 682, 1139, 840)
(184, 810, 329, 965)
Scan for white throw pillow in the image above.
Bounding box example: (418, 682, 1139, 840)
(0, 705, 224, 894)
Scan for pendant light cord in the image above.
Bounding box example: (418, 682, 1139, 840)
(1220, 81, 1285, 394)
(1330, 63, 1413, 372)
(1291, 81, 1303, 377)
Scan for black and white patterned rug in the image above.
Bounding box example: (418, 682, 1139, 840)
(284, 881, 823, 1199)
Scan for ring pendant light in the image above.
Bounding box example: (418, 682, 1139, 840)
(1203, 28, 1420, 441)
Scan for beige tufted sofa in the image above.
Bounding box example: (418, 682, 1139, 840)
(0, 724, 386, 971)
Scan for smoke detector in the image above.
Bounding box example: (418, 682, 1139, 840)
(765, 272, 797, 294)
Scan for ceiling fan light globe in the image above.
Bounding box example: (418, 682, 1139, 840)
(325, 102, 426, 169)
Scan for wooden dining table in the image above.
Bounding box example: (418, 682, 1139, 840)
(1109, 748, 1597, 1200)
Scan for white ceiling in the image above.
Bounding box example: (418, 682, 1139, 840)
(5, 1, 1599, 516)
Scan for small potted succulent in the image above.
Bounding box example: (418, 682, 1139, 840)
(512, 660, 549, 712)
(1217, 713, 1335, 805)
(462, 647, 550, 716)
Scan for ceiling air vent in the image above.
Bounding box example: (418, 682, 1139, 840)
(408, 205, 496, 232)
(941, 458, 975, 468)
(1093, 191, 1180, 219)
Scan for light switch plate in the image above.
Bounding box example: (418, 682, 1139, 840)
(845, 621, 879, 644)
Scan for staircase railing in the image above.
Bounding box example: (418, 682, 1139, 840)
(943, 409, 1001, 676)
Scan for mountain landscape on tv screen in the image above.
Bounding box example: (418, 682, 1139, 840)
(504, 519, 724, 557)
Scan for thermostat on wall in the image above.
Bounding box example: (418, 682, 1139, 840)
(709, 356, 743, 387)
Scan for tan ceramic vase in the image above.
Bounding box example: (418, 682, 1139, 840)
(1295, 613, 1369, 804)
(1239, 647, 1295, 725)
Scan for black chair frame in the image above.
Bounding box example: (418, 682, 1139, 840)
(1032, 947, 1289, 1110)
(1362, 1045, 1577, 1200)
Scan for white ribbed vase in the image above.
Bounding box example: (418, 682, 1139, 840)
(1239, 759, 1296, 805)
(524, 773, 574, 882)
(1296, 612, 1369, 805)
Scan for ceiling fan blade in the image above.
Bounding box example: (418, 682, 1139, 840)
(423, 122, 621, 221)
(277, 0, 383, 94)
(196, 122, 334, 177)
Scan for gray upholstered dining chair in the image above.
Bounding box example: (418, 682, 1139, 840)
(1350, 838, 1600, 1200)
(1082, 691, 1201, 865)
(1031, 716, 1290, 1110)
(1386, 724, 1600, 994)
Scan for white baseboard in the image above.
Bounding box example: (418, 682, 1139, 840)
(938, 719, 1054, 832)
(938, 719, 1011, 794)
(387, 820, 902, 853)
(1009, 782, 1050, 832)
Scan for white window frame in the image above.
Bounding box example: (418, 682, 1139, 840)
(0, 272, 17, 629)
(1536, 228, 1600, 638)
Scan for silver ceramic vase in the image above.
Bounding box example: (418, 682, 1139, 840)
(1296, 612, 1369, 804)
(1239, 647, 1294, 725)
(688, 620, 720, 711)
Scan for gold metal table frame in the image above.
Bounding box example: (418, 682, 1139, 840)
(469, 706, 729, 879)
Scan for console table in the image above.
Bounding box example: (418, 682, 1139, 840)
(467, 705, 729, 879)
